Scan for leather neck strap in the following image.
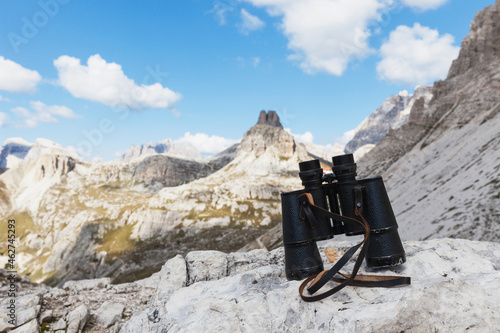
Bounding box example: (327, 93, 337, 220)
(297, 188, 411, 302)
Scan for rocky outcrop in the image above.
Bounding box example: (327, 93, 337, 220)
(37, 154, 76, 179)
(132, 155, 214, 188)
(447, 2, 500, 79)
(238, 124, 298, 158)
(206, 143, 238, 170)
(123, 238, 500, 332)
(257, 110, 282, 128)
(358, 1, 500, 242)
(2, 238, 498, 332)
(238, 111, 308, 161)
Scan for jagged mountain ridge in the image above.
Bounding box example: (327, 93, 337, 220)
(358, 0, 500, 242)
(344, 86, 433, 155)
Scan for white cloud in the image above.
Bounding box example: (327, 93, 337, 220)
(239, 9, 265, 34)
(30, 101, 80, 119)
(244, 0, 389, 75)
(285, 128, 314, 143)
(252, 57, 261, 67)
(210, 3, 234, 25)
(377, 23, 460, 86)
(336, 128, 357, 145)
(10, 101, 80, 128)
(175, 132, 239, 155)
(401, 0, 449, 11)
(0, 95, 12, 102)
(54, 54, 182, 111)
(0, 56, 42, 93)
(0, 112, 8, 126)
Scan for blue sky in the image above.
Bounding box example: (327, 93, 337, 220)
(0, 0, 495, 161)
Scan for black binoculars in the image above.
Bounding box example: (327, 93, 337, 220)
(281, 154, 406, 281)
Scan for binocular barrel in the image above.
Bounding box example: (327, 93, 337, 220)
(281, 189, 324, 280)
(282, 154, 406, 281)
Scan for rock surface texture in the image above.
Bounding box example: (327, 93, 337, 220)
(1, 238, 498, 332)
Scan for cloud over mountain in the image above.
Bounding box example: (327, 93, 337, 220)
(377, 23, 459, 86)
(175, 132, 240, 155)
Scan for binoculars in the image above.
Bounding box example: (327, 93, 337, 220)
(281, 154, 406, 281)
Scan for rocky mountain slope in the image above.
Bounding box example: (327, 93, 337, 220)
(344, 86, 432, 157)
(358, 0, 500, 242)
(1, 238, 499, 332)
(0, 111, 308, 287)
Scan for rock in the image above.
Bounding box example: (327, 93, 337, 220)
(257, 110, 282, 128)
(63, 277, 110, 292)
(120, 238, 500, 332)
(154, 254, 187, 302)
(0, 294, 41, 331)
(132, 155, 214, 188)
(447, 0, 500, 79)
(95, 301, 125, 328)
(38, 309, 53, 324)
(185, 251, 228, 285)
(66, 304, 89, 333)
(10, 318, 39, 333)
(51, 317, 66, 331)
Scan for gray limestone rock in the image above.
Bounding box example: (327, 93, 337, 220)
(95, 301, 125, 328)
(10, 318, 39, 333)
(185, 250, 228, 285)
(63, 278, 111, 293)
(154, 254, 187, 302)
(52, 317, 66, 331)
(132, 155, 214, 188)
(0, 294, 41, 331)
(66, 304, 89, 333)
(120, 238, 500, 333)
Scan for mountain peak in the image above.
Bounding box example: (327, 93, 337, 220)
(447, 1, 500, 79)
(257, 110, 282, 128)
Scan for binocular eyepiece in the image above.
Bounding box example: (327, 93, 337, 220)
(281, 154, 406, 281)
